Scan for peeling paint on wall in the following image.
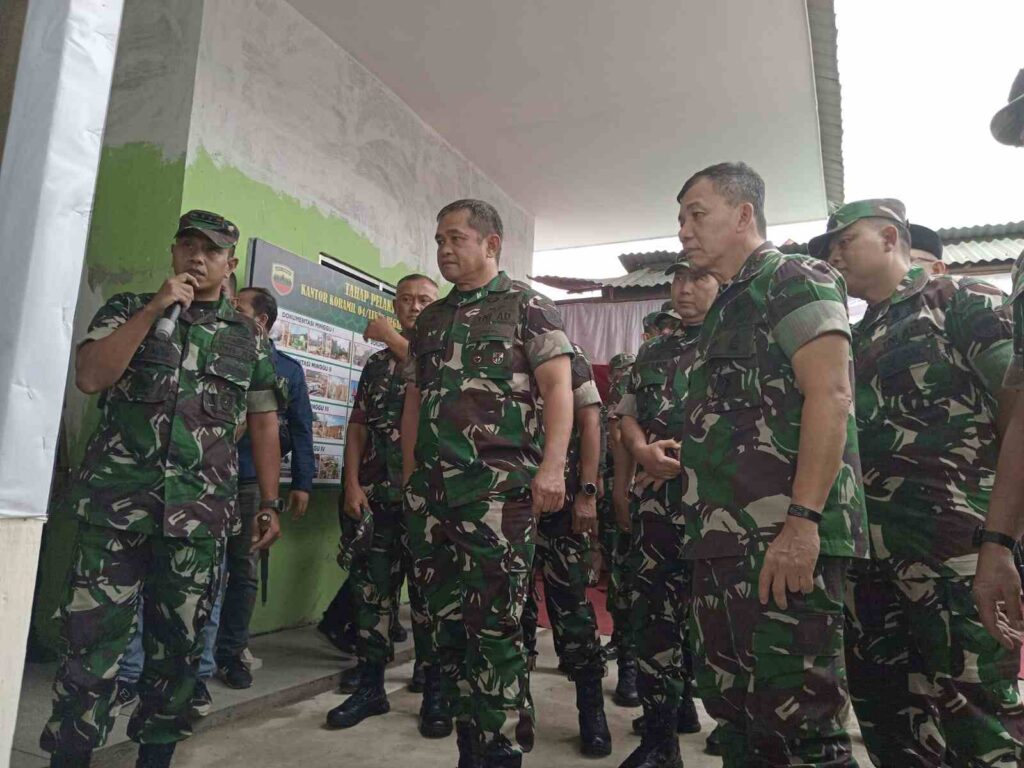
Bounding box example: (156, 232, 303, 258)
(189, 0, 535, 279)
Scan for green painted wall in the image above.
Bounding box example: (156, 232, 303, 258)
(35, 141, 418, 649)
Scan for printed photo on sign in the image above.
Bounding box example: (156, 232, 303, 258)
(313, 412, 348, 441)
(350, 340, 376, 369)
(314, 443, 344, 482)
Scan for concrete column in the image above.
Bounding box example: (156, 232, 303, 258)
(0, 1, 124, 763)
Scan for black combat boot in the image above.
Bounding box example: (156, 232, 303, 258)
(619, 706, 682, 768)
(676, 678, 701, 734)
(326, 662, 389, 728)
(704, 724, 722, 755)
(338, 661, 363, 694)
(481, 734, 522, 768)
(575, 673, 612, 756)
(418, 664, 453, 738)
(136, 743, 176, 768)
(49, 750, 92, 768)
(456, 720, 484, 768)
(409, 659, 426, 693)
(613, 654, 640, 707)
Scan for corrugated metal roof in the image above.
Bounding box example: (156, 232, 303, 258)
(599, 266, 671, 289)
(942, 237, 1024, 267)
(936, 221, 1024, 244)
(618, 250, 678, 272)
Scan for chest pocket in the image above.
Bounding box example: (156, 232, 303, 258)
(111, 336, 179, 404)
(462, 322, 515, 380)
(704, 326, 763, 414)
(635, 362, 669, 424)
(202, 328, 256, 423)
(415, 331, 448, 387)
(877, 336, 964, 410)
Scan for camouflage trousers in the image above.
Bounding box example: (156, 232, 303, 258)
(628, 513, 693, 711)
(521, 508, 605, 680)
(690, 554, 858, 767)
(609, 526, 637, 657)
(405, 486, 536, 753)
(350, 500, 431, 666)
(845, 562, 1024, 767)
(41, 522, 223, 753)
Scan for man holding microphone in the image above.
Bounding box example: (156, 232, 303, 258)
(40, 210, 282, 768)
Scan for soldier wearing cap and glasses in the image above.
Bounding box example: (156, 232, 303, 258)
(40, 210, 283, 768)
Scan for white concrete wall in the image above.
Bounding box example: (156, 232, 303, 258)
(189, 0, 535, 280)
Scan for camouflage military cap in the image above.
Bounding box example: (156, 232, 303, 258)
(663, 255, 697, 275)
(642, 311, 662, 332)
(338, 506, 374, 571)
(609, 353, 636, 370)
(175, 209, 240, 249)
(991, 69, 1024, 146)
(909, 223, 943, 261)
(808, 199, 908, 259)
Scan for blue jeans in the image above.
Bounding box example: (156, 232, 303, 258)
(119, 558, 226, 684)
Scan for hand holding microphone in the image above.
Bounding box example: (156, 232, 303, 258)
(149, 273, 199, 340)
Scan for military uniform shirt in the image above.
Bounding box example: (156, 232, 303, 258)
(1006, 249, 1024, 389)
(854, 266, 1013, 576)
(72, 293, 279, 539)
(405, 272, 574, 507)
(562, 344, 602, 495)
(617, 323, 701, 525)
(605, 365, 632, 423)
(350, 346, 406, 504)
(679, 244, 868, 560)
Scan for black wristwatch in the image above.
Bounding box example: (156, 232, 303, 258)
(972, 525, 1018, 552)
(259, 498, 285, 513)
(581, 482, 598, 497)
(787, 503, 822, 525)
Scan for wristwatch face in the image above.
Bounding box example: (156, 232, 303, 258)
(582, 482, 598, 496)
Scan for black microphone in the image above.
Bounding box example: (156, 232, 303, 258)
(153, 303, 182, 341)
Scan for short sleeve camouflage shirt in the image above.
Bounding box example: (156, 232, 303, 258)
(605, 363, 633, 422)
(407, 271, 574, 507)
(350, 346, 406, 504)
(618, 322, 702, 524)
(1005, 249, 1024, 389)
(679, 245, 868, 560)
(853, 267, 1013, 576)
(562, 344, 601, 494)
(72, 293, 279, 538)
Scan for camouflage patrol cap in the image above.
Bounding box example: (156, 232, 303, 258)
(642, 310, 662, 332)
(609, 353, 636, 370)
(663, 255, 697, 275)
(808, 198, 908, 259)
(909, 223, 943, 261)
(991, 69, 1024, 147)
(175, 209, 240, 249)
(338, 506, 374, 571)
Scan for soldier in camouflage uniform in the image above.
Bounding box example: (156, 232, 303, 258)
(606, 350, 641, 708)
(401, 200, 575, 768)
(325, 274, 442, 734)
(615, 257, 718, 768)
(41, 211, 282, 768)
(676, 163, 869, 767)
(811, 199, 1024, 767)
(974, 69, 1024, 665)
(522, 342, 611, 756)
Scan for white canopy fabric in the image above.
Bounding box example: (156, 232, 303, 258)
(560, 299, 664, 365)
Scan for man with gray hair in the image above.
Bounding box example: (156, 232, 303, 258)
(676, 163, 868, 767)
